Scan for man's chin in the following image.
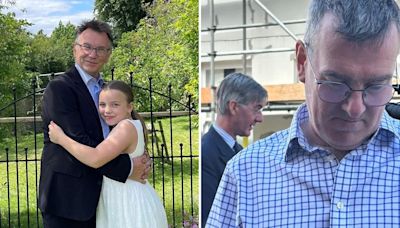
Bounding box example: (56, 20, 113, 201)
(238, 131, 251, 138)
(82, 66, 100, 76)
(326, 137, 364, 152)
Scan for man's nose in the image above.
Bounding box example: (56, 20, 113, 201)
(255, 111, 264, 123)
(342, 91, 366, 119)
(88, 48, 98, 57)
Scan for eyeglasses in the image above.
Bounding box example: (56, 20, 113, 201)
(75, 43, 111, 57)
(306, 50, 394, 107)
(238, 102, 265, 115)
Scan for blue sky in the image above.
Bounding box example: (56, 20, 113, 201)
(6, 0, 95, 35)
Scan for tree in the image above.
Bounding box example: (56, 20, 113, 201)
(27, 30, 53, 73)
(27, 21, 76, 74)
(50, 21, 76, 70)
(104, 0, 198, 112)
(94, 0, 152, 41)
(0, 9, 31, 111)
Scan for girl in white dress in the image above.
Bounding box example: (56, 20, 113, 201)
(48, 80, 168, 228)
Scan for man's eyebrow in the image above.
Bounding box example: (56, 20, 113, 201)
(82, 42, 108, 48)
(320, 70, 394, 82)
(369, 75, 395, 83)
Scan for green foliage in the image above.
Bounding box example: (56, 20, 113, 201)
(26, 30, 53, 73)
(104, 0, 199, 112)
(94, 0, 152, 41)
(0, 14, 75, 140)
(0, 9, 31, 115)
(27, 21, 76, 73)
(49, 22, 76, 71)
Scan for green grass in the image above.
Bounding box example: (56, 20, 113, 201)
(0, 116, 199, 227)
(149, 115, 199, 158)
(150, 158, 199, 227)
(0, 162, 42, 227)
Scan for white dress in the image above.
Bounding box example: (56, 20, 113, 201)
(96, 119, 168, 228)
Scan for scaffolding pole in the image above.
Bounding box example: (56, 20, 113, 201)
(201, 47, 295, 58)
(254, 0, 298, 41)
(209, 0, 216, 120)
(243, 0, 247, 74)
(201, 19, 306, 32)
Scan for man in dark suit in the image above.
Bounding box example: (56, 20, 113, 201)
(39, 20, 151, 228)
(201, 73, 268, 226)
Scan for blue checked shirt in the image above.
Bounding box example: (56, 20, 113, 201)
(206, 104, 400, 227)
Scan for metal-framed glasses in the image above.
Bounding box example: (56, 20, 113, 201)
(75, 43, 111, 57)
(306, 52, 395, 107)
(238, 102, 265, 115)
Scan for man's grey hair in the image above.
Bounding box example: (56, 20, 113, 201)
(216, 73, 267, 115)
(304, 0, 400, 50)
(75, 19, 113, 46)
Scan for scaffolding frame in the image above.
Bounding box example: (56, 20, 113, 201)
(202, 0, 305, 117)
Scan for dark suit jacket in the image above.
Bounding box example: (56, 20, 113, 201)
(39, 66, 131, 221)
(201, 126, 240, 227)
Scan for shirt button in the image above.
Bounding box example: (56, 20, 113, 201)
(336, 201, 344, 210)
(326, 154, 336, 162)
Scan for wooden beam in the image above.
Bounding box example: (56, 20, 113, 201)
(201, 83, 306, 104)
(265, 83, 305, 102)
(0, 116, 42, 124)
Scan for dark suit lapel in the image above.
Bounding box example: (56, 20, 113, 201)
(208, 126, 237, 163)
(65, 66, 103, 134)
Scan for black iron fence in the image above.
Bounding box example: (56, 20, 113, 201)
(0, 72, 199, 227)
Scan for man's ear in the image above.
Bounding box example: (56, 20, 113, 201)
(228, 100, 239, 116)
(296, 40, 307, 83)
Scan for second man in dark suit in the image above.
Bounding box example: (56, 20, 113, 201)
(201, 73, 268, 226)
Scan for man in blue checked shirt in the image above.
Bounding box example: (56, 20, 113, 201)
(206, 0, 400, 227)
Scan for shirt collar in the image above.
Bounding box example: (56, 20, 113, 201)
(75, 63, 103, 86)
(378, 110, 400, 139)
(213, 123, 236, 149)
(282, 103, 400, 162)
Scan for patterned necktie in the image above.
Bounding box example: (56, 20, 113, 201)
(233, 142, 243, 153)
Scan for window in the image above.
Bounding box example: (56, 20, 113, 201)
(224, 68, 235, 77)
